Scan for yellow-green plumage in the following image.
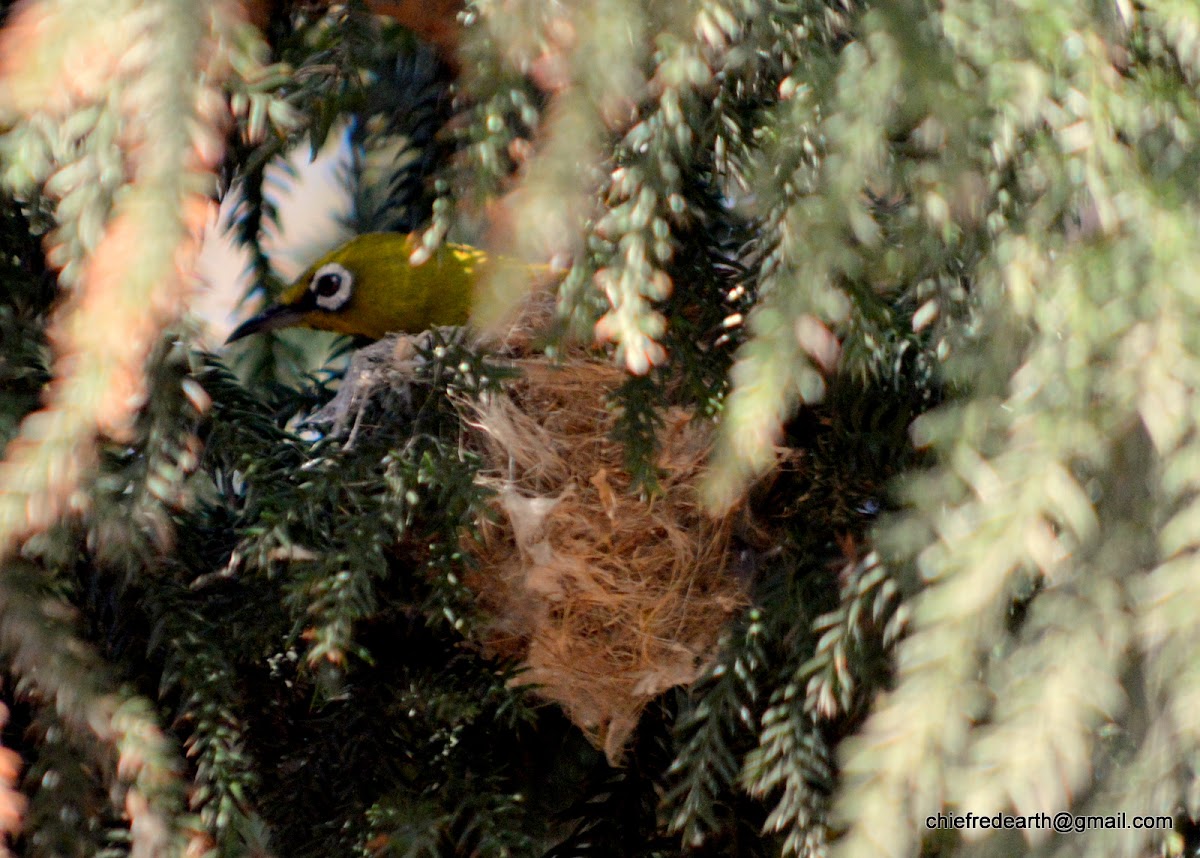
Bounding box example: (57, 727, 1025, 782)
(226, 232, 488, 343)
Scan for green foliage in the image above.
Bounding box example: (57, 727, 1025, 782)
(5, 0, 1200, 856)
(663, 610, 766, 848)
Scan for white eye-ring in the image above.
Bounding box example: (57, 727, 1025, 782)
(309, 262, 353, 311)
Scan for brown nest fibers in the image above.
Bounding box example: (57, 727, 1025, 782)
(461, 359, 745, 763)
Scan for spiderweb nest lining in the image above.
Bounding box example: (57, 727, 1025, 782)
(460, 359, 745, 763)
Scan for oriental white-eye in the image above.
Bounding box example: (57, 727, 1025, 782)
(226, 232, 492, 343)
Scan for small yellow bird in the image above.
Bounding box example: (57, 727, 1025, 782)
(226, 232, 488, 343)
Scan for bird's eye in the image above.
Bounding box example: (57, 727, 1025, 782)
(309, 262, 353, 311)
(314, 272, 342, 297)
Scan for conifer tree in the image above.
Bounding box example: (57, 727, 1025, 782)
(1, 1, 1199, 857)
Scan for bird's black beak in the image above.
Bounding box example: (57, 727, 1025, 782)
(225, 304, 308, 344)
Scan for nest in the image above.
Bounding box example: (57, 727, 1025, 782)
(462, 360, 745, 762)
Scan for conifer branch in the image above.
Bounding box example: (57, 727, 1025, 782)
(0, 559, 189, 857)
(0, 0, 222, 566)
(663, 609, 765, 849)
(0, 1, 250, 852)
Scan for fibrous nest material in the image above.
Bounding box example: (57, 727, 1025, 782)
(462, 360, 745, 763)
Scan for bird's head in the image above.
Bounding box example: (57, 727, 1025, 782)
(226, 232, 478, 343)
